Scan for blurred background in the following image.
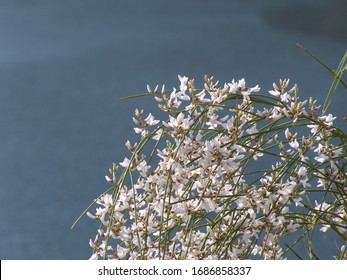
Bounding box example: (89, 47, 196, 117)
(0, 0, 346, 259)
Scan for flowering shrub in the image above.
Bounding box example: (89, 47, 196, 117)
(84, 72, 346, 260)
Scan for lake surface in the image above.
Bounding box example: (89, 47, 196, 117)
(0, 0, 346, 259)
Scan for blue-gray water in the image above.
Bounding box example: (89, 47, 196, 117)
(0, 0, 346, 259)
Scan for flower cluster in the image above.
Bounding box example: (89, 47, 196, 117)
(87, 75, 346, 260)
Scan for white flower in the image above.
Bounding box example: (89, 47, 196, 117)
(238, 78, 246, 89)
(248, 84, 260, 93)
(134, 127, 148, 138)
(228, 78, 246, 92)
(116, 245, 129, 259)
(252, 151, 264, 161)
(89, 253, 99, 260)
(134, 108, 143, 118)
(164, 112, 193, 130)
(297, 166, 307, 177)
(105, 175, 113, 183)
(206, 114, 228, 129)
(319, 114, 336, 126)
(269, 107, 282, 120)
(314, 200, 330, 212)
(168, 89, 182, 108)
(152, 128, 164, 141)
(125, 140, 137, 152)
(286, 221, 300, 233)
(102, 194, 113, 207)
(269, 89, 280, 97)
(319, 225, 331, 232)
(251, 245, 262, 256)
(264, 233, 275, 246)
(280, 92, 291, 103)
(136, 160, 151, 178)
(289, 139, 299, 150)
(210, 89, 227, 104)
(144, 113, 159, 126)
(284, 128, 292, 141)
(314, 154, 329, 163)
(246, 125, 258, 135)
(120, 157, 132, 168)
(307, 124, 320, 135)
(132, 117, 141, 125)
(171, 203, 187, 215)
(297, 166, 310, 187)
(195, 90, 210, 103)
(178, 75, 188, 93)
(206, 114, 220, 129)
(87, 212, 98, 220)
(331, 147, 343, 158)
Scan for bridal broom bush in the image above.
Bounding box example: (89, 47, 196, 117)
(80, 52, 347, 260)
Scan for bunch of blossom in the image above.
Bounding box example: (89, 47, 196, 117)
(85, 75, 346, 260)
